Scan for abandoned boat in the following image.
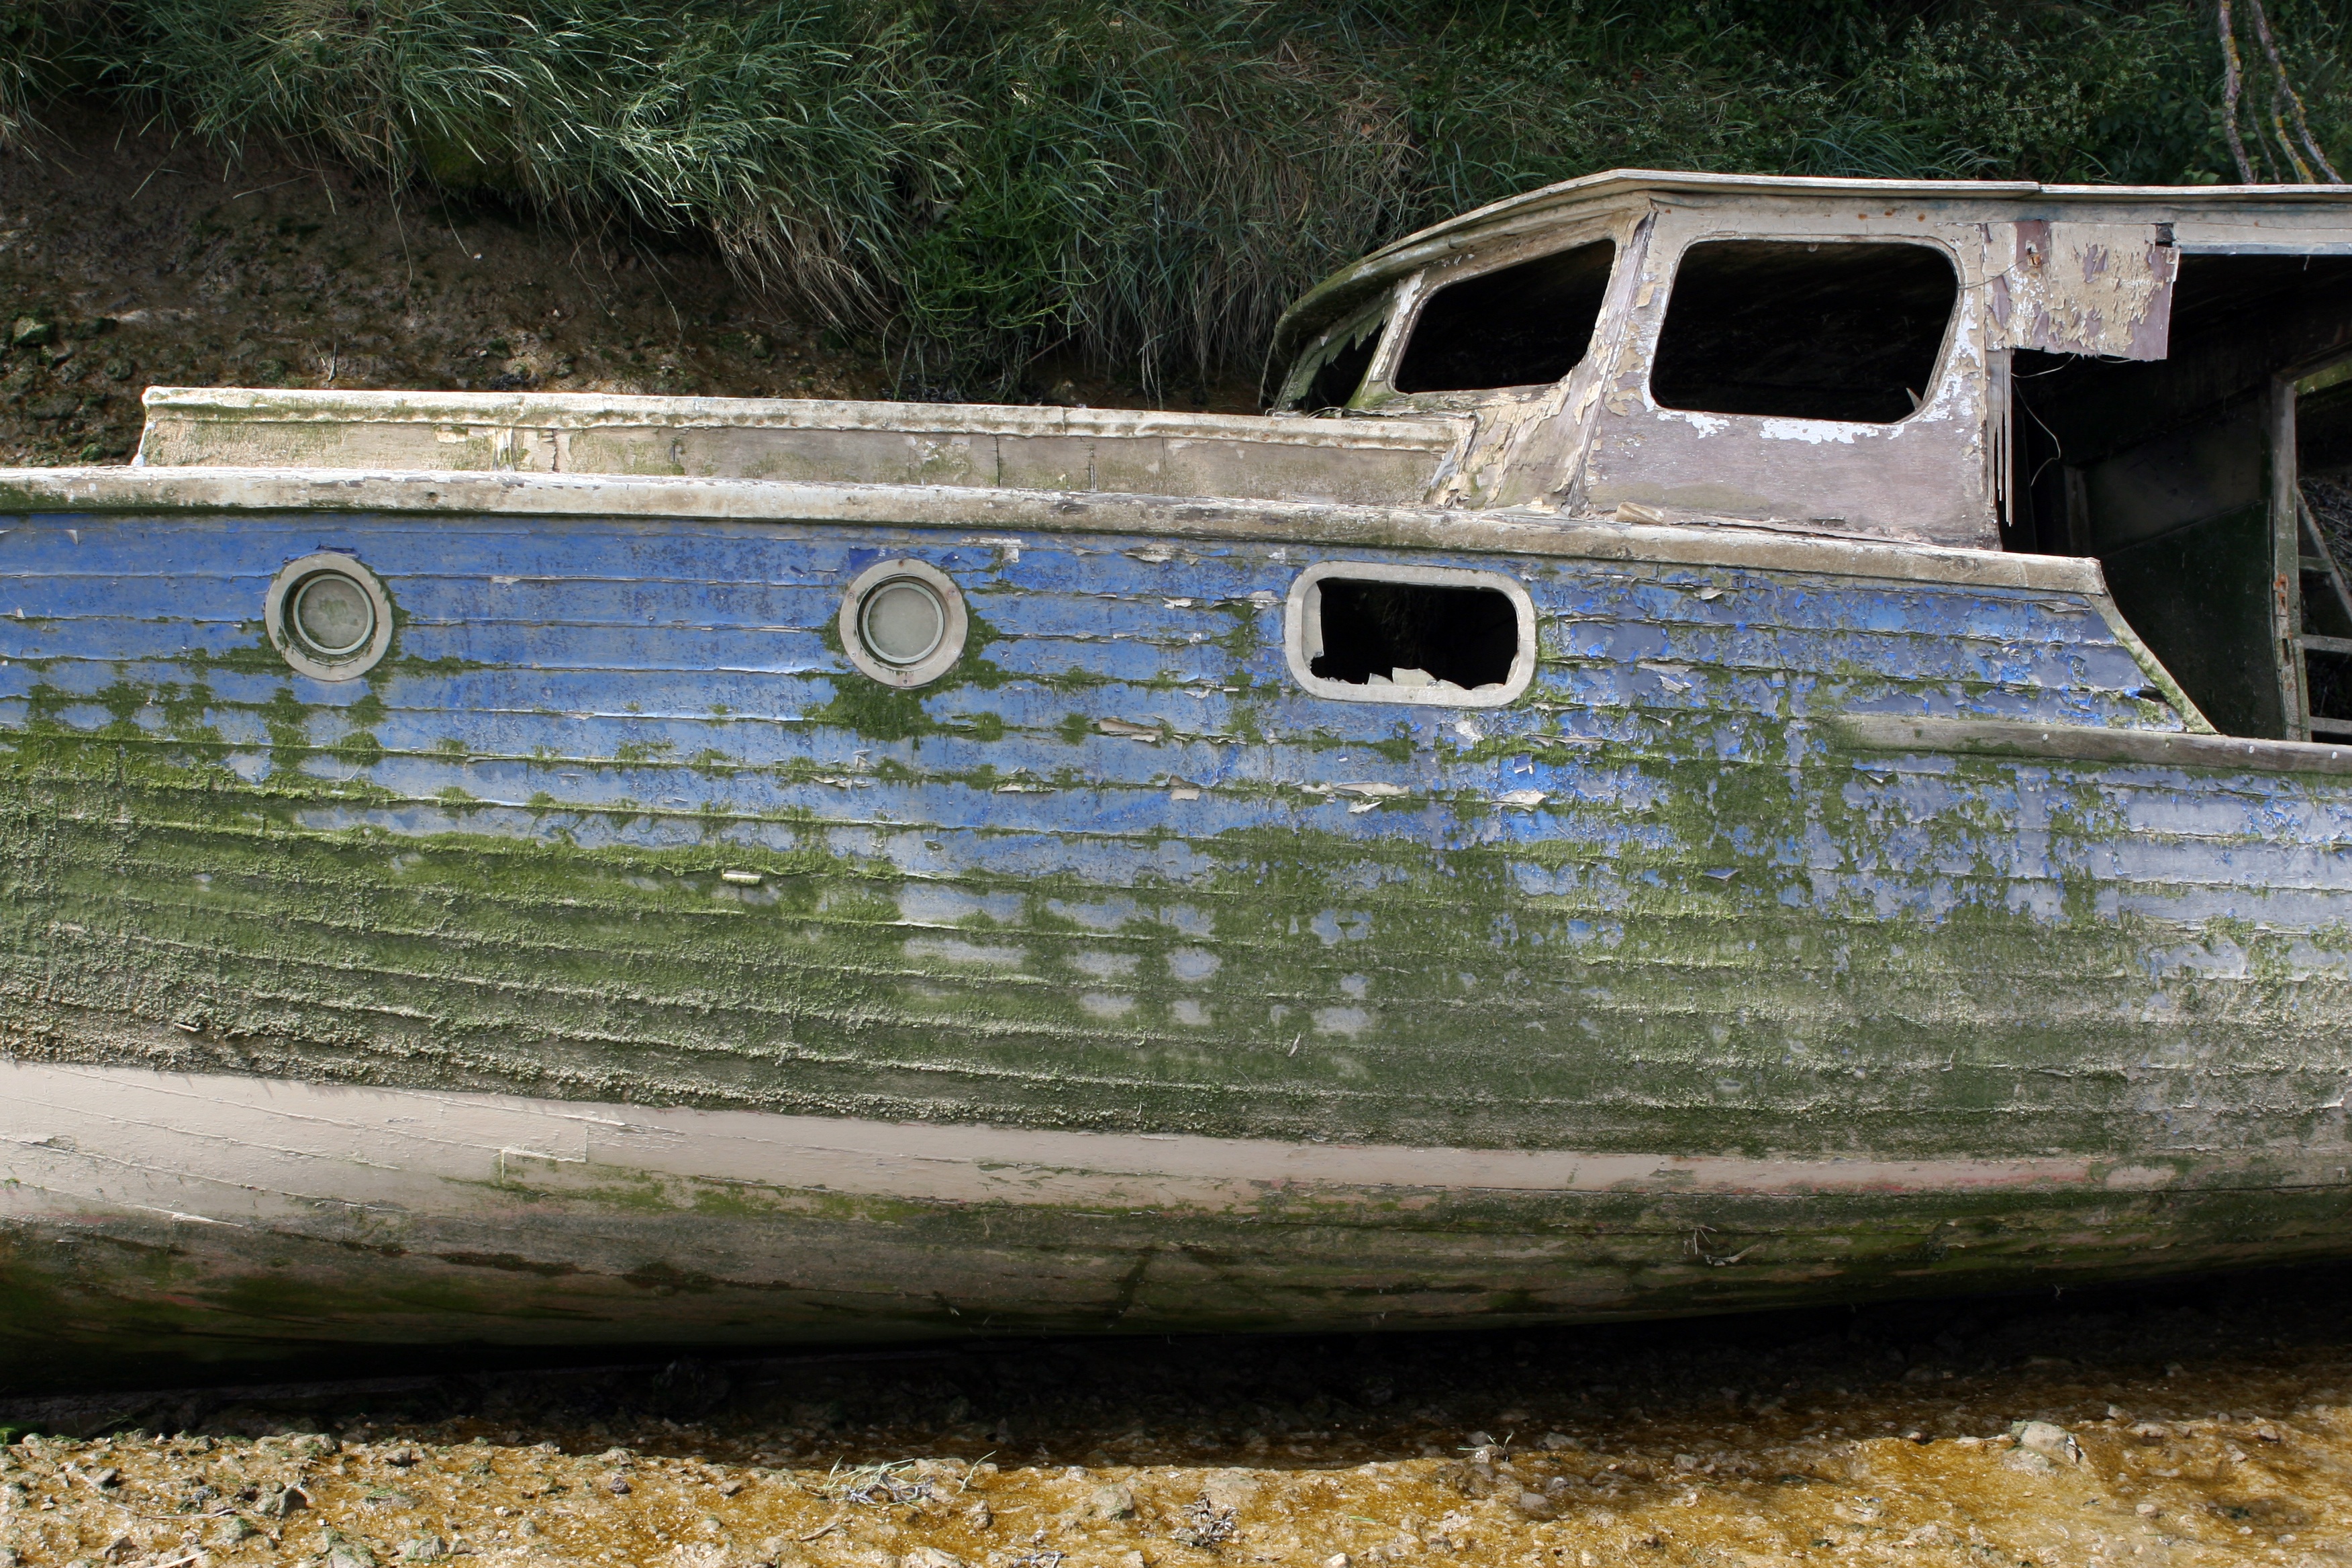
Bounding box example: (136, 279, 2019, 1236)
(4, 169, 2352, 1386)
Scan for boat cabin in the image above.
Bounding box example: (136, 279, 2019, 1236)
(1267, 170, 2352, 743)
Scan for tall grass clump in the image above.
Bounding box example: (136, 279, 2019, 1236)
(8, 0, 2351, 396)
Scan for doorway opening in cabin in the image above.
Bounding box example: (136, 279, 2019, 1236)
(2002, 253, 2352, 740)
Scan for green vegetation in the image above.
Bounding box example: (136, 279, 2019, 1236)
(3, 1, 2347, 397)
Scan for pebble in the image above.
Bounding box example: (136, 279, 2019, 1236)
(2014, 1421, 2083, 1465)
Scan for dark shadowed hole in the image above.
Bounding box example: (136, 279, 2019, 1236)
(1393, 239, 1616, 394)
(1651, 240, 1957, 423)
(1310, 579, 1518, 690)
(1293, 315, 1385, 411)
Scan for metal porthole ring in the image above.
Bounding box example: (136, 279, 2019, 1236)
(264, 552, 396, 681)
(839, 558, 968, 689)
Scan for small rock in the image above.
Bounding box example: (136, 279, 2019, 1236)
(9, 318, 50, 348)
(2130, 1422, 2171, 1442)
(607, 1474, 632, 1494)
(1540, 1432, 1579, 1451)
(2255, 1425, 2282, 1443)
(1324, 1557, 1353, 1568)
(901, 1549, 965, 1568)
(1199, 1470, 1259, 1512)
(963, 1499, 992, 1529)
(1513, 1489, 1556, 1519)
(254, 1481, 308, 1518)
(400, 1539, 448, 1564)
(2136, 1503, 2160, 1518)
(1087, 1481, 1136, 1520)
(2014, 1421, 2082, 1465)
(87, 1467, 119, 1489)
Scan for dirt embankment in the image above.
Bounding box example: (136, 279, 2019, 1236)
(0, 106, 890, 468)
(9, 1265, 2352, 1568)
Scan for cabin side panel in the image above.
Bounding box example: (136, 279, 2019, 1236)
(134, 393, 1472, 507)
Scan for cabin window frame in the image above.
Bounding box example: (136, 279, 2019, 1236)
(1349, 218, 1627, 412)
(1283, 561, 1538, 709)
(1640, 231, 1968, 430)
(1276, 292, 1398, 413)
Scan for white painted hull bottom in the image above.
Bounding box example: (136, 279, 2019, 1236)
(1, 1061, 2347, 1389)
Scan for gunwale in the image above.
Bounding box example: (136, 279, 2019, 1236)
(0, 463, 2100, 590)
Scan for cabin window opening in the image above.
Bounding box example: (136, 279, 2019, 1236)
(1285, 563, 1538, 708)
(1289, 310, 1387, 412)
(1650, 240, 1958, 424)
(1391, 239, 1616, 394)
(2004, 256, 2352, 739)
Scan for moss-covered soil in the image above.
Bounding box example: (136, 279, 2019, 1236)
(9, 1263, 2352, 1567)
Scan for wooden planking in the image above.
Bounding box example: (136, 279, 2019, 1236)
(2, 507, 2349, 1169)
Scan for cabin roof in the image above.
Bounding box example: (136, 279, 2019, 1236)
(1271, 167, 2352, 375)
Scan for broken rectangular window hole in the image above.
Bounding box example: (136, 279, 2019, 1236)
(1285, 563, 1536, 708)
(1649, 239, 1957, 424)
(1283, 308, 1388, 413)
(1392, 239, 1616, 394)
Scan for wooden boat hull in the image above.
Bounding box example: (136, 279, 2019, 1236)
(3, 469, 2350, 1385)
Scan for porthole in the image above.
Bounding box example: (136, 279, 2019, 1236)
(264, 553, 395, 681)
(839, 558, 968, 688)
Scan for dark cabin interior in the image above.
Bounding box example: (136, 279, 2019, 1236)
(2004, 254, 2352, 739)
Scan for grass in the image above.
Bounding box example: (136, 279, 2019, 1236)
(2, 0, 2347, 397)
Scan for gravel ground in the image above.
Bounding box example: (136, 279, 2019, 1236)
(8, 1262, 2352, 1568)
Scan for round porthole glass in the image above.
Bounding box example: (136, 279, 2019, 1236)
(264, 553, 395, 681)
(860, 578, 948, 667)
(291, 571, 376, 656)
(839, 559, 967, 689)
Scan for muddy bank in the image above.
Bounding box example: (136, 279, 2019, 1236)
(7, 1263, 2352, 1567)
(0, 107, 1261, 471)
(0, 105, 879, 469)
